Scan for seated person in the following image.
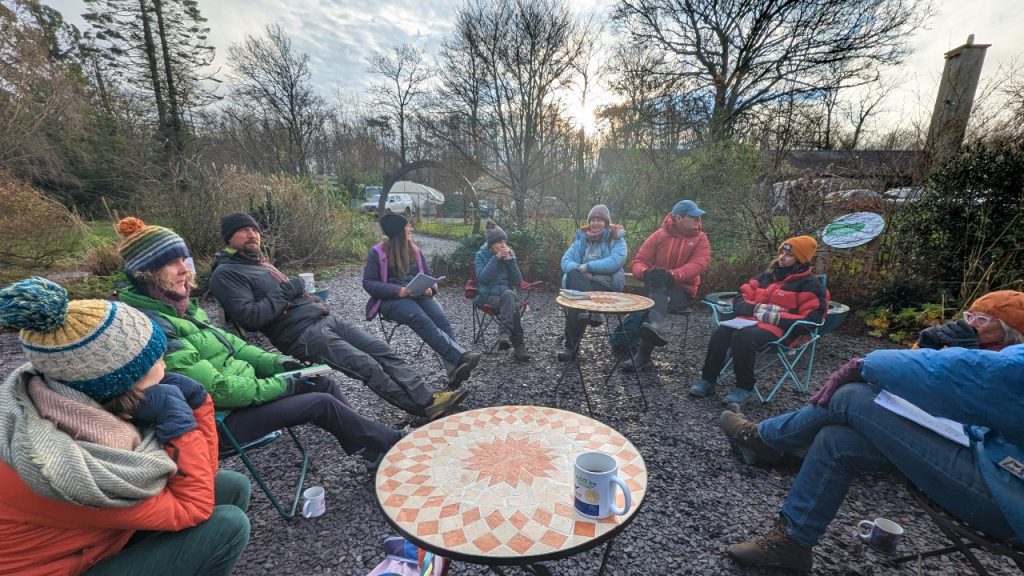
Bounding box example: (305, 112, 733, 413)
(625, 199, 711, 372)
(473, 219, 530, 361)
(363, 212, 480, 386)
(209, 212, 468, 421)
(116, 218, 407, 470)
(557, 204, 627, 361)
(915, 290, 1024, 351)
(690, 236, 828, 405)
(718, 343, 1024, 572)
(0, 278, 250, 576)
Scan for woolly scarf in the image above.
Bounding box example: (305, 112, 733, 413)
(0, 364, 176, 508)
(148, 280, 191, 318)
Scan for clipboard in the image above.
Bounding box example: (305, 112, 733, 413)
(277, 364, 332, 379)
(406, 273, 444, 296)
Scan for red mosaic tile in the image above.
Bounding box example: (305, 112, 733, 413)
(413, 485, 435, 497)
(423, 495, 445, 508)
(416, 520, 439, 537)
(383, 494, 408, 507)
(442, 529, 468, 548)
(573, 521, 596, 537)
(540, 529, 568, 549)
(609, 436, 627, 446)
(508, 533, 536, 555)
(554, 502, 574, 518)
(407, 463, 429, 473)
(397, 508, 419, 522)
(462, 507, 481, 525)
(379, 479, 400, 492)
(621, 464, 643, 477)
(618, 450, 638, 461)
(532, 508, 553, 525)
(508, 510, 530, 530)
(439, 503, 460, 518)
(485, 510, 505, 530)
(472, 533, 501, 553)
(627, 478, 644, 493)
(407, 475, 430, 485)
(412, 453, 432, 462)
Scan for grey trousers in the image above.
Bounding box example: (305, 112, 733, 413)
(281, 315, 434, 417)
(485, 289, 525, 344)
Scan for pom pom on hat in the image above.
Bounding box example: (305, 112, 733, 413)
(116, 216, 190, 277)
(0, 277, 167, 401)
(779, 235, 818, 265)
(970, 290, 1024, 335)
(485, 219, 507, 247)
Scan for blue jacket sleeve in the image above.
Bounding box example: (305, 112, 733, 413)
(861, 345, 1024, 444)
(507, 257, 523, 286)
(475, 249, 501, 286)
(586, 236, 627, 275)
(561, 235, 583, 274)
(362, 248, 401, 299)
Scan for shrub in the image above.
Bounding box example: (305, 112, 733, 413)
(863, 303, 947, 346)
(0, 169, 89, 268)
(448, 223, 570, 285)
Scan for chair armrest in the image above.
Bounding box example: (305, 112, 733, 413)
(702, 291, 739, 324)
(519, 280, 544, 290)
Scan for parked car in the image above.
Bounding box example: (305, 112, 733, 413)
(825, 188, 883, 211)
(883, 187, 924, 205)
(475, 199, 493, 217)
(362, 193, 417, 216)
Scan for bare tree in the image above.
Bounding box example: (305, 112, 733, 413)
(611, 0, 933, 141)
(367, 43, 432, 165)
(224, 23, 330, 176)
(432, 0, 595, 224)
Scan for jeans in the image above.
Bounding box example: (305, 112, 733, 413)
(485, 289, 525, 345)
(285, 315, 434, 417)
(222, 378, 402, 457)
(382, 296, 465, 372)
(700, 325, 776, 390)
(758, 383, 1014, 547)
(86, 471, 251, 576)
(562, 269, 613, 349)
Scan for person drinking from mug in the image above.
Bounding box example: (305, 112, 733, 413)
(0, 278, 251, 576)
(473, 219, 531, 361)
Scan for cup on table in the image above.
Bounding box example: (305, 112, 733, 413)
(302, 486, 326, 519)
(299, 272, 316, 293)
(858, 517, 903, 554)
(573, 451, 631, 520)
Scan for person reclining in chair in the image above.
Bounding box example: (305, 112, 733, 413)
(363, 212, 481, 385)
(716, 302, 1024, 572)
(209, 213, 469, 421)
(624, 199, 711, 372)
(115, 217, 409, 473)
(473, 219, 532, 361)
(690, 235, 829, 405)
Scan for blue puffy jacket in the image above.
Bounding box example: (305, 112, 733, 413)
(560, 226, 627, 291)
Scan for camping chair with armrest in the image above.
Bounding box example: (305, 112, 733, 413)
(216, 413, 309, 520)
(463, 266, 543, 350)
(894, 482, 1024, 575)
(701, 274, 829, 403)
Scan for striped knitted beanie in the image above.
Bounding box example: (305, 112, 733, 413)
(116, 217, 190, 276)
(0, 277, 167, 401)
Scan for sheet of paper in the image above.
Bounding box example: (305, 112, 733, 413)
(406, 273, 445, 296)
(277, 364, 332, 379)
(559, 289, 591, 300)
(720, 318, 758, 329)
(874, 390, 969, 447)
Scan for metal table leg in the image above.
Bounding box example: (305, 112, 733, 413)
(603, 314, 648, 410)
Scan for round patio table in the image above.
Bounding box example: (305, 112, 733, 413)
(375, 405, 647, 575)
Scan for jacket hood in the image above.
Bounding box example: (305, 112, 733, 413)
(660, 213, 703, 237)
(575, 224, 626, 242)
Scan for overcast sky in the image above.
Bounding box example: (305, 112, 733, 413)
(48, 0, 1024, 136)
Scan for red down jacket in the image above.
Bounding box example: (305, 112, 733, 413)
(630, 213, 711, 297)
(733, 267, 829, 338)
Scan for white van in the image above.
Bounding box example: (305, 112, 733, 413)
(361, 193, 417, 216)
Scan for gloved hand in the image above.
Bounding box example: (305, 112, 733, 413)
(753, 303, 784, 325)
(808, 357, 863, 407)
(732, 297, 755, 317)
(275, 356, 305, 372)
(917, 320, 979, 350)
(644, 267, 673, 289)
(283, 374, 316, 396)
(279, 277, 306, 299)
(160, 373, 208, 409)
(134, 384, 198, 444)
(306, 374, 333, 393)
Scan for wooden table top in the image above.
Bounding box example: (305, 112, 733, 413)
(556, 291, 654, 313)
(375, 405, 647, 563)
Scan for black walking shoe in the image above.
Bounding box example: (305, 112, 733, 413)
(447, 352, 481, 388)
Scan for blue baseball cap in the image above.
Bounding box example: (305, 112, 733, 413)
(672, 200, 705, 218)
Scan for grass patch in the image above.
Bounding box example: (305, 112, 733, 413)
(414, 219, 476, 239)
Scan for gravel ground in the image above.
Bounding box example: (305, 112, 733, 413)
(0, 235, 1018, 576)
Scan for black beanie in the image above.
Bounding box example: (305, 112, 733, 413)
(380, 212, 408, 240)
(220, 212, 260, 243)
(485, 219, 507, 247)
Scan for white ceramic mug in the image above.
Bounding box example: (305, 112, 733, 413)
(573, 452, 631, 519)
(302, 486, 326, 519)
(299, 273, 316, 293)
(858, 517, 903, 554)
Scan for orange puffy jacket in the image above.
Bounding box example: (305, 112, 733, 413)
(630, 213, 711, 297)
(0, 397, 219, 576)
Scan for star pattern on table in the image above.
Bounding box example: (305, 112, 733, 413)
(463, 436, 559, 487)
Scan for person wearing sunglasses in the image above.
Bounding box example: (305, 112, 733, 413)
(917, 290, 1024, 351)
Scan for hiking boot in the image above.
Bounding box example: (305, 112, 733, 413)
(622, 340, 655, 372)
(556, 347, 576, 362)
(689, 379, 716, 397)
(724, 387, 754, 405)
(425, 389, 470, 420)
(587, 312, 604, 327)
(496, 330, 512, 351)
(446, 352, 481, 388)
(727, 516, 813, 572)
(512, 342, 531, 361)
(363, 450, 386, 474)
(719, 410, 783, 465)
(637, 310, 668, 347)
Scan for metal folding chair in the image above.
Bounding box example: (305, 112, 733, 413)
(216, 413, 309, 520)
(463, 267, 542, 349)
(701, 274, 829, 403)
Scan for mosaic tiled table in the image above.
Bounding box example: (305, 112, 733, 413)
(555, 291, 654, 415)
(375, 405, 647, 575)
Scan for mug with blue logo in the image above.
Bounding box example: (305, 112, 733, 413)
(573, 452, 631, 519)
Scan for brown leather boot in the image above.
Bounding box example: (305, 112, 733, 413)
(719, 410, 783, 465)
(727, 516, 813, 572)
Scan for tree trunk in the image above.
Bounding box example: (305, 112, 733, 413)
(137, 0, 168, 146)
(152, 0, 185, 155)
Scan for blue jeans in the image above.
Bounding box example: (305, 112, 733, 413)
(758, 383, 1014, 547)
(382, 296, 465, 373)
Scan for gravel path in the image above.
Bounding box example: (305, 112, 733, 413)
(0, 236, 1018, 576)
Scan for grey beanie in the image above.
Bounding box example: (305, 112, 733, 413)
(588, 204, 611, 224)
(485, 219, 507, 247)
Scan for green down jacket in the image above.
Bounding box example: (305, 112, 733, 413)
(119, 287, 289, 411)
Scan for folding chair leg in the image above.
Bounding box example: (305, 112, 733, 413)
(220, 423, 308, 520)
